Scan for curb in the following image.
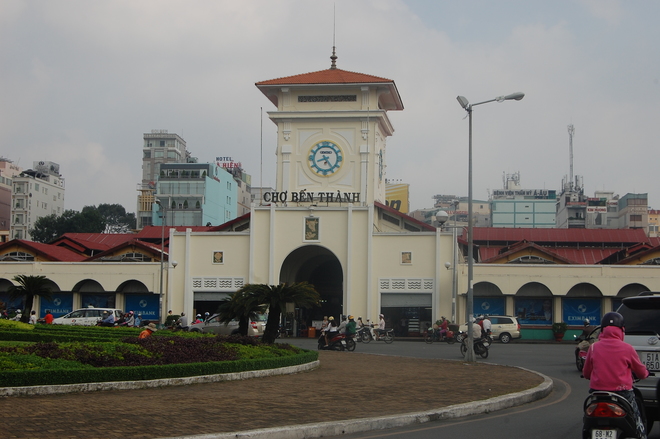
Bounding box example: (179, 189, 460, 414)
(159, 367, 553, 439)
(0, 360, 320, 397)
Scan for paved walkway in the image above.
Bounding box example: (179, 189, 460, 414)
(1, 351, 545, 439)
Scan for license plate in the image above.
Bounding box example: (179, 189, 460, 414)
(592, 429, 616, 439)
(640, 351, 660, 371)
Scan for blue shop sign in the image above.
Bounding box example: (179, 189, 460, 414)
(473, 297, 505, 317)
(40, 293, 73, 318)
(125, 294, 160, 321)
(562, 298, 601, 325)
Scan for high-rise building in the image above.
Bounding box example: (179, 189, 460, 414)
(153, 162, 237, 227)
(10, 161, 65, 241)
(0, 158, 21, 240)
(137, 130, 192, 229)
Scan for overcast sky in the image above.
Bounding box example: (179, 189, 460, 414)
(2, 0, 659, 214)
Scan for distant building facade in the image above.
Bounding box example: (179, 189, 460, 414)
(490, 173, 556, 228)
(137, 130, 192, 229)
(10, 161, 65, 241)
(153, 162, 237, 227)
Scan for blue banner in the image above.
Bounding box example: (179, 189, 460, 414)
(40, 294, 73, 318)
(473, 297, 505, 317)
(562, 298, 601, 326)
(0, 293, 24, 313)
(125, 294, 160, 321)
(515, 298, 553, 325)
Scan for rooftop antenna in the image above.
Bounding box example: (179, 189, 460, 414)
(330, 4, 337, 69)
(568, 124, 575, 190)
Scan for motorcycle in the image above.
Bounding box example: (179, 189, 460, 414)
(582, 389, 647, 439)
(425, 327, 456, 344)
(317, 332, 349, 351)
(359, 326, 394, 344)
(575, 326, 601, 372)
(459, 337, 490, 358)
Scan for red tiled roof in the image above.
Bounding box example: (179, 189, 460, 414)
(256, 68, 393, 86)
(466, 227, 649, 245)
(53, 233, 137, 252)
(0, 240, 86, 262)
(375, 201, 437, 232)
(135, 226, 214, 239)
(86, 239, 166, 261)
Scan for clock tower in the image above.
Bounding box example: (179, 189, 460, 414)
(256, 53, 403, 206)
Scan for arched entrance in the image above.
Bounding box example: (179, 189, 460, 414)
(280, 245, 343, 327)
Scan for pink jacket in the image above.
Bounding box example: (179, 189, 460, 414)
(583, 326, 648, 391)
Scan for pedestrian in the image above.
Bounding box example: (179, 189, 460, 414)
(29, 310, 37, 325)
(134, 313, 142, 327)
(44, 310, 54, 324)
(99, 310, 115, 327)
(139, 322, 158, 339)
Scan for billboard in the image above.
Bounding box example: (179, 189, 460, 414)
(386, 183, 409, 214)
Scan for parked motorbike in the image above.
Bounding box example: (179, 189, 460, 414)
(459, 337, 489, 358)
(582, 389, 647, 439)
(317, 332, 348, 351)
(425, 327, 456, 344)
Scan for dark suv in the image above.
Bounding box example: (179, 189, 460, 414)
(617, 293, 660, 431)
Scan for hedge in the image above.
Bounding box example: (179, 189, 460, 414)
(0, 350, 319, 387)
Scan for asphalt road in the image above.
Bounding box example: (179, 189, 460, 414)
(282, 337, 660, 439)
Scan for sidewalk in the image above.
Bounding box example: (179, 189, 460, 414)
(0, 351, 547, 439)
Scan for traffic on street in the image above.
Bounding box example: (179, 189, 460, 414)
(282, 337, 660, 439)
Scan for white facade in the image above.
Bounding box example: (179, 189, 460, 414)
(10, 161, 65, 241)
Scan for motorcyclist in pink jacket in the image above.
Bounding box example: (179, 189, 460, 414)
(583, 312, 649, 438)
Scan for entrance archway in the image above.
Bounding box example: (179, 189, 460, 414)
(280, 245, 343, 325)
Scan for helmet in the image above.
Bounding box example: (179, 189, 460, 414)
(583, 319, 590, 325)
(328, 316, 334, 321)
(601, 312, 624, 329)
(196, 314, 201, 317)
(348, 315, 354, 320)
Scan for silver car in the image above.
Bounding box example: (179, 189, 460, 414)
(459, 315, 521, 343)
(616, 293, 660, 431)
(188, 313, 267, 337)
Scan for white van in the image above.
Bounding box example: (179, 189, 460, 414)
(52, 308, 123, 326)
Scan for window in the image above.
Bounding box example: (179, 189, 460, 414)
(34, 183, 39, 191)
(0, 251, 34, 261)
(154, 151, 164, 158)
(160, 141, 165, 146)
(144, 151, 151, 158)
(631, 215, 642, 222)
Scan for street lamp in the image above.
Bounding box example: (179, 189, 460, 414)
(456, 92, 524, 362)
(155, 199, 166, 323)
(451, 199, 459, 325)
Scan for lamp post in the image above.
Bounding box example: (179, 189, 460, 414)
(155, 199, 166, 323)
(451, 199, 459, 324)
(456, 92, 524, 362)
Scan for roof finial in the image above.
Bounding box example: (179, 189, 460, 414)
(330, 3, 337, 69)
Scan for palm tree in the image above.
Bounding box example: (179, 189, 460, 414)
(238, 282, 320, 344)
(216, 290, 266, 336)
(8, 275, 53, 324)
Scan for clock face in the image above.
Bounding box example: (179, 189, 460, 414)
(308, 141, 343, 176)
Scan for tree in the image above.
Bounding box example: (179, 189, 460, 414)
(96, 203, 137, 233)
(216, 290, 266, 336)
(8, 275, 53, 323)
(237, 282, 320, 344)
(29, 204, 136, 242)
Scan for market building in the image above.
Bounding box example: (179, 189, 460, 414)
(1, 54, 660, 340)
